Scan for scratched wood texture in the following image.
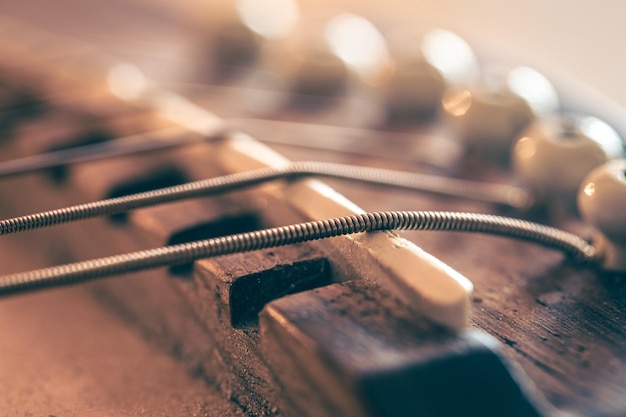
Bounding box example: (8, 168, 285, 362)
(0, 1, 624, 417)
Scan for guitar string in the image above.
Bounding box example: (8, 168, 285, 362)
(0, 122, 454, 178)
(0, 161, 532, 238)
(0, 210, 597, 297)
(0, 127, 210, 179)
(0, 24, 591, 296)
(226, 118, 462, 169)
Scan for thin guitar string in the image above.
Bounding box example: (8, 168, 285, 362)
(0, 21, 598, 297)
(0, 119, 460, 175)
(0, 210, 597, 297)
(0, 161, 532, 238)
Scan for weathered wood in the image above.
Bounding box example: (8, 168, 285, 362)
(261, 280, 553, 417)
(0, 239, 246, 417)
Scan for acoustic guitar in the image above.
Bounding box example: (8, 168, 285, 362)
(0, 1, 623, 416)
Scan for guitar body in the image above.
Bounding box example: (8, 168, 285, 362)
(0, 1, 624, 416)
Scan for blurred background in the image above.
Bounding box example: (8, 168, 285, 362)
(0, 0, 626, 92)
(0, 0, 623, 104)
(1, 0, 624, 139)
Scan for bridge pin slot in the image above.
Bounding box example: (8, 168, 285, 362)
(105, 165, 190, 223)
(166, 213, 263, 276)
(229, 256, 331, 328)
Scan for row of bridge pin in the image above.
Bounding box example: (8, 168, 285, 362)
(200, 4, 626, 271)
(0, 6, 623, 272)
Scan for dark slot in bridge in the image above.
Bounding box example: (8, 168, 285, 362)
(229, 257, 332, 328)
(106, 165, 189, 223)
(166, 213, 263, 276)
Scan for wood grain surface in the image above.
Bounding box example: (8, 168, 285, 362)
(0, 1, 624, 417)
